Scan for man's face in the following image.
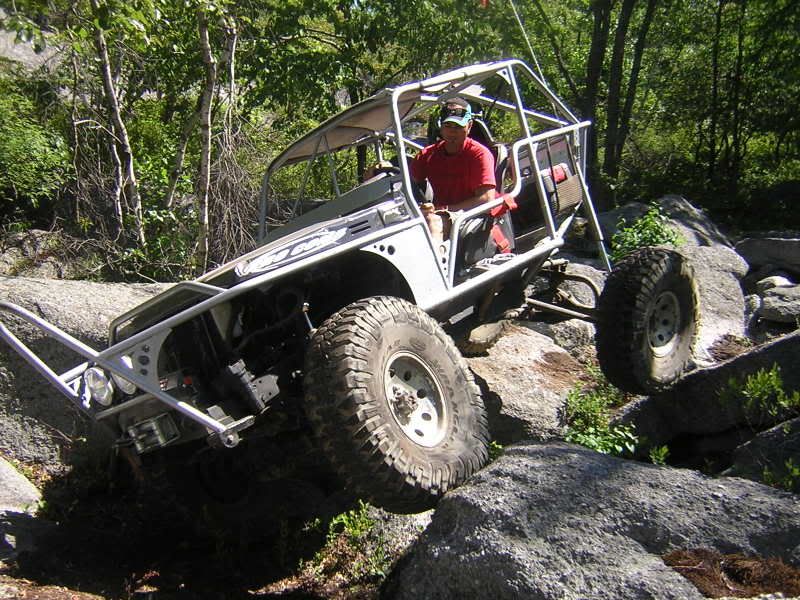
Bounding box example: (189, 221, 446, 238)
(440, 120, 471, 146)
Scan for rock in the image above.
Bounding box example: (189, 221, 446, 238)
(657, 195, 733, 248)
(725, 417, 800, 491)
(756, 275, 794, 293)
(598, 196, 732, 248)
(0, 457, 39, 514)
(759, 284, 800, 323)
(679, 245, 748, 362)
(615, 330, 800, 450)
(466, 324, 581, 444)
(523, 318, 596, 361)
(0, 276, 170, 468)
(736, 237, 800, 276)
(0, 230, 81, 280)
(0, 457, 54, 565)
(597, 201, 649, 239)
(744, 293, 763, 333)
(382, 442, 800, 600)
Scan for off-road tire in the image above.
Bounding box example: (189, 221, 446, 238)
(303, 296, 489, 513)
(596, 248, 698, 395)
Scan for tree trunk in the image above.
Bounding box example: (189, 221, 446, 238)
(728, 0, 747, 198)
(89, 0, 145, 246)
(582, 0, 615, 210)
(615, 0, 657, 171)
(602, 0, 636, 195)
(195, 7, 217, 272)
(531, 0, 580, 101)
(164, 112, 199, 209)
(708, 0, 725, 185)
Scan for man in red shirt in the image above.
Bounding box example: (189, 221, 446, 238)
(410, 97, 496, 212)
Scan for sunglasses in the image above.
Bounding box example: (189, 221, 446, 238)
(441, 105, 470, 119)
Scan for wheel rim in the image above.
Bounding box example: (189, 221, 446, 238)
(385, 351, 447, 448)
(648, 291, 680, 357)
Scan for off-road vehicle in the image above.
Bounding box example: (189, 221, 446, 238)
(0, 59, 698, 512)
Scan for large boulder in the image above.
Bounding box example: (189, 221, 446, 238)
(598, 195, 732, 248)
(725, 417, 800, 491)
(759, 283, 800, 324)
(383, 442, 800, 600)
(678, 244, 749, 361)
(615, 330, 800, 450)
(735, 236, 800, 277)
(466, 324, 581, 444)
(0, 276, 169, 467)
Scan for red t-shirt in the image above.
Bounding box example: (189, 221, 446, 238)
(411, 137, 496, 208)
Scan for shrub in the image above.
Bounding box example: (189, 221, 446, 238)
(0, 76, 69, 215)
(721, 364, 800, 420)
(564, 366, 637, 456)
(610, 203, 682, 262)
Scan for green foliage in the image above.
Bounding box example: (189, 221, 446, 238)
(564, 366, 637, 457)
(762, 458, 800, 493)
(300, 500, 391, 585)
(2, 0, 799, 279)
(721, 364, 800, 420)
(648, 445, 670, 466)
(326, 500, 374, 546)
(0, 75, 69, 213)
(610, 204, 683, 262)
(488, 440, 504, 462)
(109, 208, 196, 281)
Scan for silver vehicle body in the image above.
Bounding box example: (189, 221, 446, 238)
(0, 58, 609, 455)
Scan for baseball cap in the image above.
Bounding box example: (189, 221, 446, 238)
(440, 97, 473, 127)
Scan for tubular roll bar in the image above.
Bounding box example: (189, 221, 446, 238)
(0, 301, 247, 448)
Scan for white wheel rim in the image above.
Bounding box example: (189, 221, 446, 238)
(648, 291, 680, 357)
(385, 351, 447, 448)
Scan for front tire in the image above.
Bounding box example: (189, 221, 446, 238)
(596, 248, 698, 395)
(303, 296, 489, 513)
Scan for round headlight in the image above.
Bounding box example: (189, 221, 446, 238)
(84, 366, 115, 407)
(110, 355, 138, 395)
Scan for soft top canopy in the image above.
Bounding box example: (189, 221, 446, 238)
(265, 59, 577, 175)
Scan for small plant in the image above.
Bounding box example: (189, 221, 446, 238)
(610, 203, 683, 262)
(762, 458, 800, 493)
(564, 367, 637, 456)
(721, 364, 800, 419)
(326, 499, 374, 545)
(488, 440, 504, 461)
(302, 500, 391, 586)
(649, 445, 670, 466)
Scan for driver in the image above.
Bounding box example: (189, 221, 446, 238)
(410, 97, 496, 212)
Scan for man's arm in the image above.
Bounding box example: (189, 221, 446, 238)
(445, 185, 496, 212)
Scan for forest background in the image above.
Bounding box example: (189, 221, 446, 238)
(0, 0, 797, 282)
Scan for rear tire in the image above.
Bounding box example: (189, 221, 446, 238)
(596, 248, 698, 395)
(304, 296, 489, 513)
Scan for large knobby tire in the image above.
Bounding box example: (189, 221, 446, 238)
(596, 247, 699, 395)
(303, 296, 490, 513)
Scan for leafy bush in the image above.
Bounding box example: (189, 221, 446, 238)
(564, 366, 637, 456)
(301, 500, 391, 585)
(610, 203, 682, 262)
(0, 76, 69, 215)
(721, 364, 800, 420)
(648, 445, 670, 466)
(105, 208, 196, 282)
(763, 458, 800, 493)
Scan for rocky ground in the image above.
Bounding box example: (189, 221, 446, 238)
(1, 196, 800, 599)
